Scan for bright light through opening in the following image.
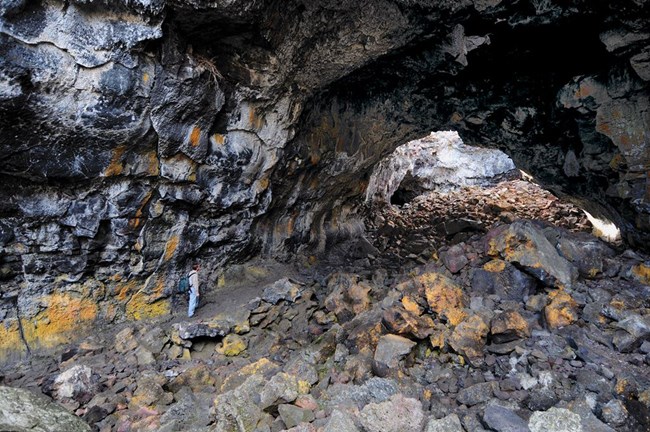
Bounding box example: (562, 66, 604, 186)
(582, 210, 622, 244)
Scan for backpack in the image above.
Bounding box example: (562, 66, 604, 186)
(178, 276, 189, 294)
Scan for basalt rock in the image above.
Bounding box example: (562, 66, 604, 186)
(0, 386, 91, 432)
(1, 0, 650, 359)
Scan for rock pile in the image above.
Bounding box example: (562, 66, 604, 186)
(364, 179, 592, 270)
(2, 216, 649, 431)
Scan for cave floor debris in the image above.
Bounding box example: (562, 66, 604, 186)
(2, 179, 650, 432)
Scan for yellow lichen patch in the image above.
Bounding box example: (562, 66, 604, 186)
(448, 314, 489, 365)
(143, 72, 150, 84)
(104, 145, 127, 177)
(488, 232, 520, 259)
(234, 321, 251, 335)
(174, 364, 217, 392)
(126, 294, 170, 321)
(445, 308, 469, 327)
(22, 293, 98, 349)
(615, 377, 634, 395)
(0, 321, 26, 357)
(350, 322, 383, 353)
(212, 133, 225, 145)
(631, 263, 650, 285)
(217, 334, 247, 356)
(420, 273, 468, 326)
(163, 234, 180, 262)
(298, 380, 311, 394)
(483, 259, 506, 273)
(429, 331, 446, 350)
(544, 289, 578, 329)
(189, 126, 202, 147)
(401, 296, 422, 316)
(242, 358, 274, 375)
(487, 238, 500, 257)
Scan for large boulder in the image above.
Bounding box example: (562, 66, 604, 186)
(0, 386, 91, 432)
(486, 221, 578, 288)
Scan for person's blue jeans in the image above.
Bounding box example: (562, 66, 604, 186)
(188, 290, 198, 317)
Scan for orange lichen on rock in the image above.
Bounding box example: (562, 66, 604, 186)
(631, 263, 650, 285)
(144, 149, 160, 176)
(104, 145, 127, 177)
(163, 234, 180, 262)
(248, 107, 264, 130)
(429, 329, 447, 350)
(544, 289, 578, 329)
(419, 273, 467, 325)
(212, 133, 225, 145)
(615, 377, 635, 396)
(129, 191, 153, 229)
(483, 259, 507, 273)
(116, 279, 138, 302)
(449, 314, 488, 366)
(401, 295, 423, 315)
(490, 310, 531, 341)
(21, 293, 99, 349)
(348, 321, 383, 353)
(189, 126, 201, 147)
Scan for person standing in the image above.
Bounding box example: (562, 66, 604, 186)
(188, 263, 200, 317)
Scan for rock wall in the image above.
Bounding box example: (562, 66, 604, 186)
(1, 0, 649, 358)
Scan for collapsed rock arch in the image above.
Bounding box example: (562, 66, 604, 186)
(260, 3, 649, 254)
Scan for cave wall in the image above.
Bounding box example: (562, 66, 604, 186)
(0, 0, 648, 358)
(265, 0, 650, 255)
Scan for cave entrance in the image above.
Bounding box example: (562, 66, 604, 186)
(363, 131, 597, 263)
(366, 131, 517, 207)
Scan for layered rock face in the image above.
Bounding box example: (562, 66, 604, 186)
(0, 0, 649, 357)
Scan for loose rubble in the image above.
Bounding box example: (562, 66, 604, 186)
(1, 181, 649, 432)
